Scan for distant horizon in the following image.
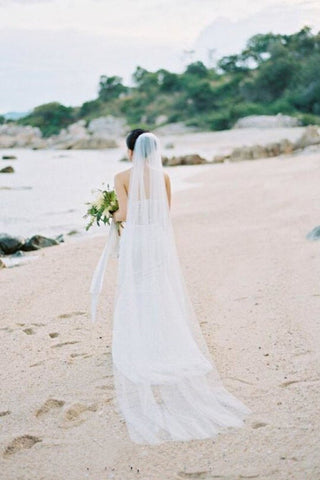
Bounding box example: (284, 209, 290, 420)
(0, 0, 319, 114)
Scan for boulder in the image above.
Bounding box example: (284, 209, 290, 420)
(0, 124, 43, 148)
(294, 126, 320, 149)
(87, 116, 128, 137)
(2, 155, 17, 160)
(279, 139, 294, 154)
(0, 233, 25, 254)
(306, 225, 320, 241)
(251, 145, 268, 159)
(233, 114, 301, 129)
(47, 120, 119, 149)
(21, 234, 60, 251)
(265, 142, 281, 157)
(0, 166, 14, 173)
(162, 154, 207, 166)
(230, 147, 248, 162)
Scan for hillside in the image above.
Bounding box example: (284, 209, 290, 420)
(14, 26, 320, 137)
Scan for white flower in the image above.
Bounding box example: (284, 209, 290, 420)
(93, 193, 105, 209)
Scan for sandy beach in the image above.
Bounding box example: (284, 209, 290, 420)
(1, 146, 320, 479)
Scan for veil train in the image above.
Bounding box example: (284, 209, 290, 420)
(91, 132, 251, 444)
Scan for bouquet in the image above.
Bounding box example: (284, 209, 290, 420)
(84, 183, 123, 234)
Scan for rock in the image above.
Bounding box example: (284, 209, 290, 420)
(55, 234, 64, 243)
(230, 147, 248, 162)
(233, 114, 301, 129)
(0, 233, 25, 254)
(251, 145, 268, 159)
(306, 225, 320, 241)
(265, 142, 281, 157)
(2, 155, 17, 160)
(47, 120, 119, 149)
(162, 156, 181, 166)
(279, 139, 294, 154)
(294, 126, 320, 149)
(87, 116, 128, 137)
(163, 154, 207, 166)
(229, 139, 294, 162)
(69, 137, 118, 149)
(21, 235, 60, 251)
(0, 124, 44, 148)
(0, 166, 14, 173)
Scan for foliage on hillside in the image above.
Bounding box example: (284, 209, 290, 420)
(18, 26, 320, 136)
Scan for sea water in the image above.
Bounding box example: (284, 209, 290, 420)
(0, 148, 210, 240)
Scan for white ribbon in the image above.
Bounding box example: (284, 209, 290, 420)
(89, 219, 120, 323)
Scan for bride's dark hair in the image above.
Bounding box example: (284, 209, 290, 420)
(126, 128, 149, 150)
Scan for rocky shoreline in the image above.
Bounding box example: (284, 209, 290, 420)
(212, 126, 320, 163)
(0, 233, 65, 268)
(0, 116, 126, 150)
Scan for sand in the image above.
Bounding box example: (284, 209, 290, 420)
(1, 146, 320, 480)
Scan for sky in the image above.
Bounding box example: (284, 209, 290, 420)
(0, 0, 319, 114)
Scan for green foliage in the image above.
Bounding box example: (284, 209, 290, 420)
(185, 61, 209, 78)
(18, 102, 75, 137)
(79, 99, 102, 118)
(295, 113, 320, 126)
(17, 26, 320, 134)
(98, 75, 128, 101)
(83, 184, 120, 231)
(0, 115, 5, 125)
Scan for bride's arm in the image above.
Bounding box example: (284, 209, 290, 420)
(113, 173, 127, 222)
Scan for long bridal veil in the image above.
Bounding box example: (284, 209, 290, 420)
(110, 132, 251, 444)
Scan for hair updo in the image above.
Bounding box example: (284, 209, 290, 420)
(126, 128, 149, 151)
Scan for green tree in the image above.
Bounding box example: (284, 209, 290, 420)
(18, 102, 75, 137)
(185, 61, 209, 78)
(98, 75, 127, 101)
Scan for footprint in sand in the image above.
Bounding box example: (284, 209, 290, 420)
(23, 328, 35, 335)
(70, 352, 92, 358)
(251, 421, 268, 429)
(0, 410, 11, 417)
(35, 398, 65, 417)
(58, 311, 86, 319)
(51, 341, 80, 348)
(49, 332, 59, 338)
(61, 402, 98, 428)
(3, 435, 42, 457)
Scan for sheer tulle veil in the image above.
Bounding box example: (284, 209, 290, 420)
(91, 132, 251, 444)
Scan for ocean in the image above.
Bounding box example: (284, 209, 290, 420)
(0, 147, 210, 241)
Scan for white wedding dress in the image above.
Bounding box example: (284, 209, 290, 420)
(91, 132, 251, 444)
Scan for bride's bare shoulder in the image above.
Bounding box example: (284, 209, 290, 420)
(114, 167, 132, 181)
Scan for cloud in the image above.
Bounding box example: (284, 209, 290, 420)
(0, 27, 183, 112)
(194, 1, 320, 63)
(0, 0, 54, 5)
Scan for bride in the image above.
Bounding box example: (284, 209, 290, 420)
(91, 129, 252, 445)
